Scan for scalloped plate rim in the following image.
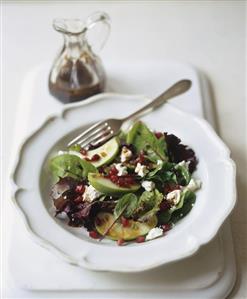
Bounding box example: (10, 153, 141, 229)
(10, 92, 237, 273)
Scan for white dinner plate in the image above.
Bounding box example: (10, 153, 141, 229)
(11, 93, 236, 272)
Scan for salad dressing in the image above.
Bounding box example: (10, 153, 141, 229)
(48, 14, 110, 103)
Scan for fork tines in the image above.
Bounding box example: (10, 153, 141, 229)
(68, 121, 114, 149)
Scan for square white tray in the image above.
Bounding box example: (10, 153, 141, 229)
(8, 61, 236, 298)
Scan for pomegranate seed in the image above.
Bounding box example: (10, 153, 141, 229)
(91, 154, 101, 161)
(136, 236, 145, 243)
(155, 132, 163, 139)
(118, 177, 125, 187)
(108, 172, 137, 187)
(110, 175, 118, 183)
(162, 224, 171, 232)
(121, 217, 130, 227)
(109, 166, 118, 176)
(117, 238, 125, 246)
(125, 177, 134, 185)
(89, 231, 100, 239)
(75, 184, 85, 194)
(80, 148, 87, 155)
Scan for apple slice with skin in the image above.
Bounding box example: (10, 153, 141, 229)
(68, 137, 120, 168)
(95, 212, 158, 241)
(88, 173, 140, 195)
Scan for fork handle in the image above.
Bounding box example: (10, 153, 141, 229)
(122, 79, 192, 122)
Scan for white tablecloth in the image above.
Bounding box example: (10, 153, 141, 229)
(2, 2, 246, 298)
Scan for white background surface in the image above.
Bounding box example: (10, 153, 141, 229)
(2, 1, 246, 298)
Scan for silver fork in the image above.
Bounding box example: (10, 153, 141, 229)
(68, 79, 192, 148)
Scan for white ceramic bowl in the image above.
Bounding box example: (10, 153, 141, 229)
(11, 93, 236, 272)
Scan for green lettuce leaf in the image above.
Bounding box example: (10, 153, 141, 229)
(114, 193, 138, 219)
(126, 121, 167, 161)
(147, 161, 177, 184)
(147, 161, 164, 178)
(68, 144, 81, 152)
(118, 130, 127, 142)
(158, 210, 171, 224)
(170, 190, 196, 223)
(50, 154, 97, 181)
(158, 189, 196, 224)
(175, 163, 191, 186)
(136, 189, 164, 221)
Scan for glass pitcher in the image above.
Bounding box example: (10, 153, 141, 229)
(49, 12, 110, 103)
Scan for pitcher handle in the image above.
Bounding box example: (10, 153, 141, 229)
(86, 11, 111, 52)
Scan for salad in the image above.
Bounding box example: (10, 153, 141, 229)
(50, 121, 201, 245)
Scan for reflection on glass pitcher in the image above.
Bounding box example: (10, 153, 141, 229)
(49, 12, 111, 103)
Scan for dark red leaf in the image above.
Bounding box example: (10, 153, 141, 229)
(164, 133, 198, 173)
(51, 177, 77, 200)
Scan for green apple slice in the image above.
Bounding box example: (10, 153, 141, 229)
(88, 173, 140, 195)
(85, 137, 120, 167)
(95, 212, 158, 241)
(68, 137, 119, 168)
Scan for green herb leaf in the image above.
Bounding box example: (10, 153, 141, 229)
(147, 162, 164, 178)
(118, 130, 127, 142)
(175, 163, 191, 186)
(50, 154, 97, 181)
(170, 190, 196, 223)
(68, 144, 81, 152)
(136, 189, 163, 221)
(147, 162, 177, 184)
(126, 121, 167, 161)
(114, 193, 138, 219)
(158, 210, 171, 224)
(79, 159, 98, 177)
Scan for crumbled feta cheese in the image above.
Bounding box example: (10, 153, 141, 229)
(186, 178, 202, 191)
(146, 227, 163, 241)
(83, 185, 102, 202)
(157, 160, 163, 166)
(135, 163, 149, 177)
(166, 190, 181, 206)
(115, 163, 128, 176)
(120, 146, 133, 162)
(141, 180, 155, 192)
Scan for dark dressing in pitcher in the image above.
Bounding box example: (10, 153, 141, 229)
(49, 14, 110, 103)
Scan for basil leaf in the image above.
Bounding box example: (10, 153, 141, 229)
(50, 154, 97, 181)
(126, 121, 167, 161)
(114, 193, 138, 219)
